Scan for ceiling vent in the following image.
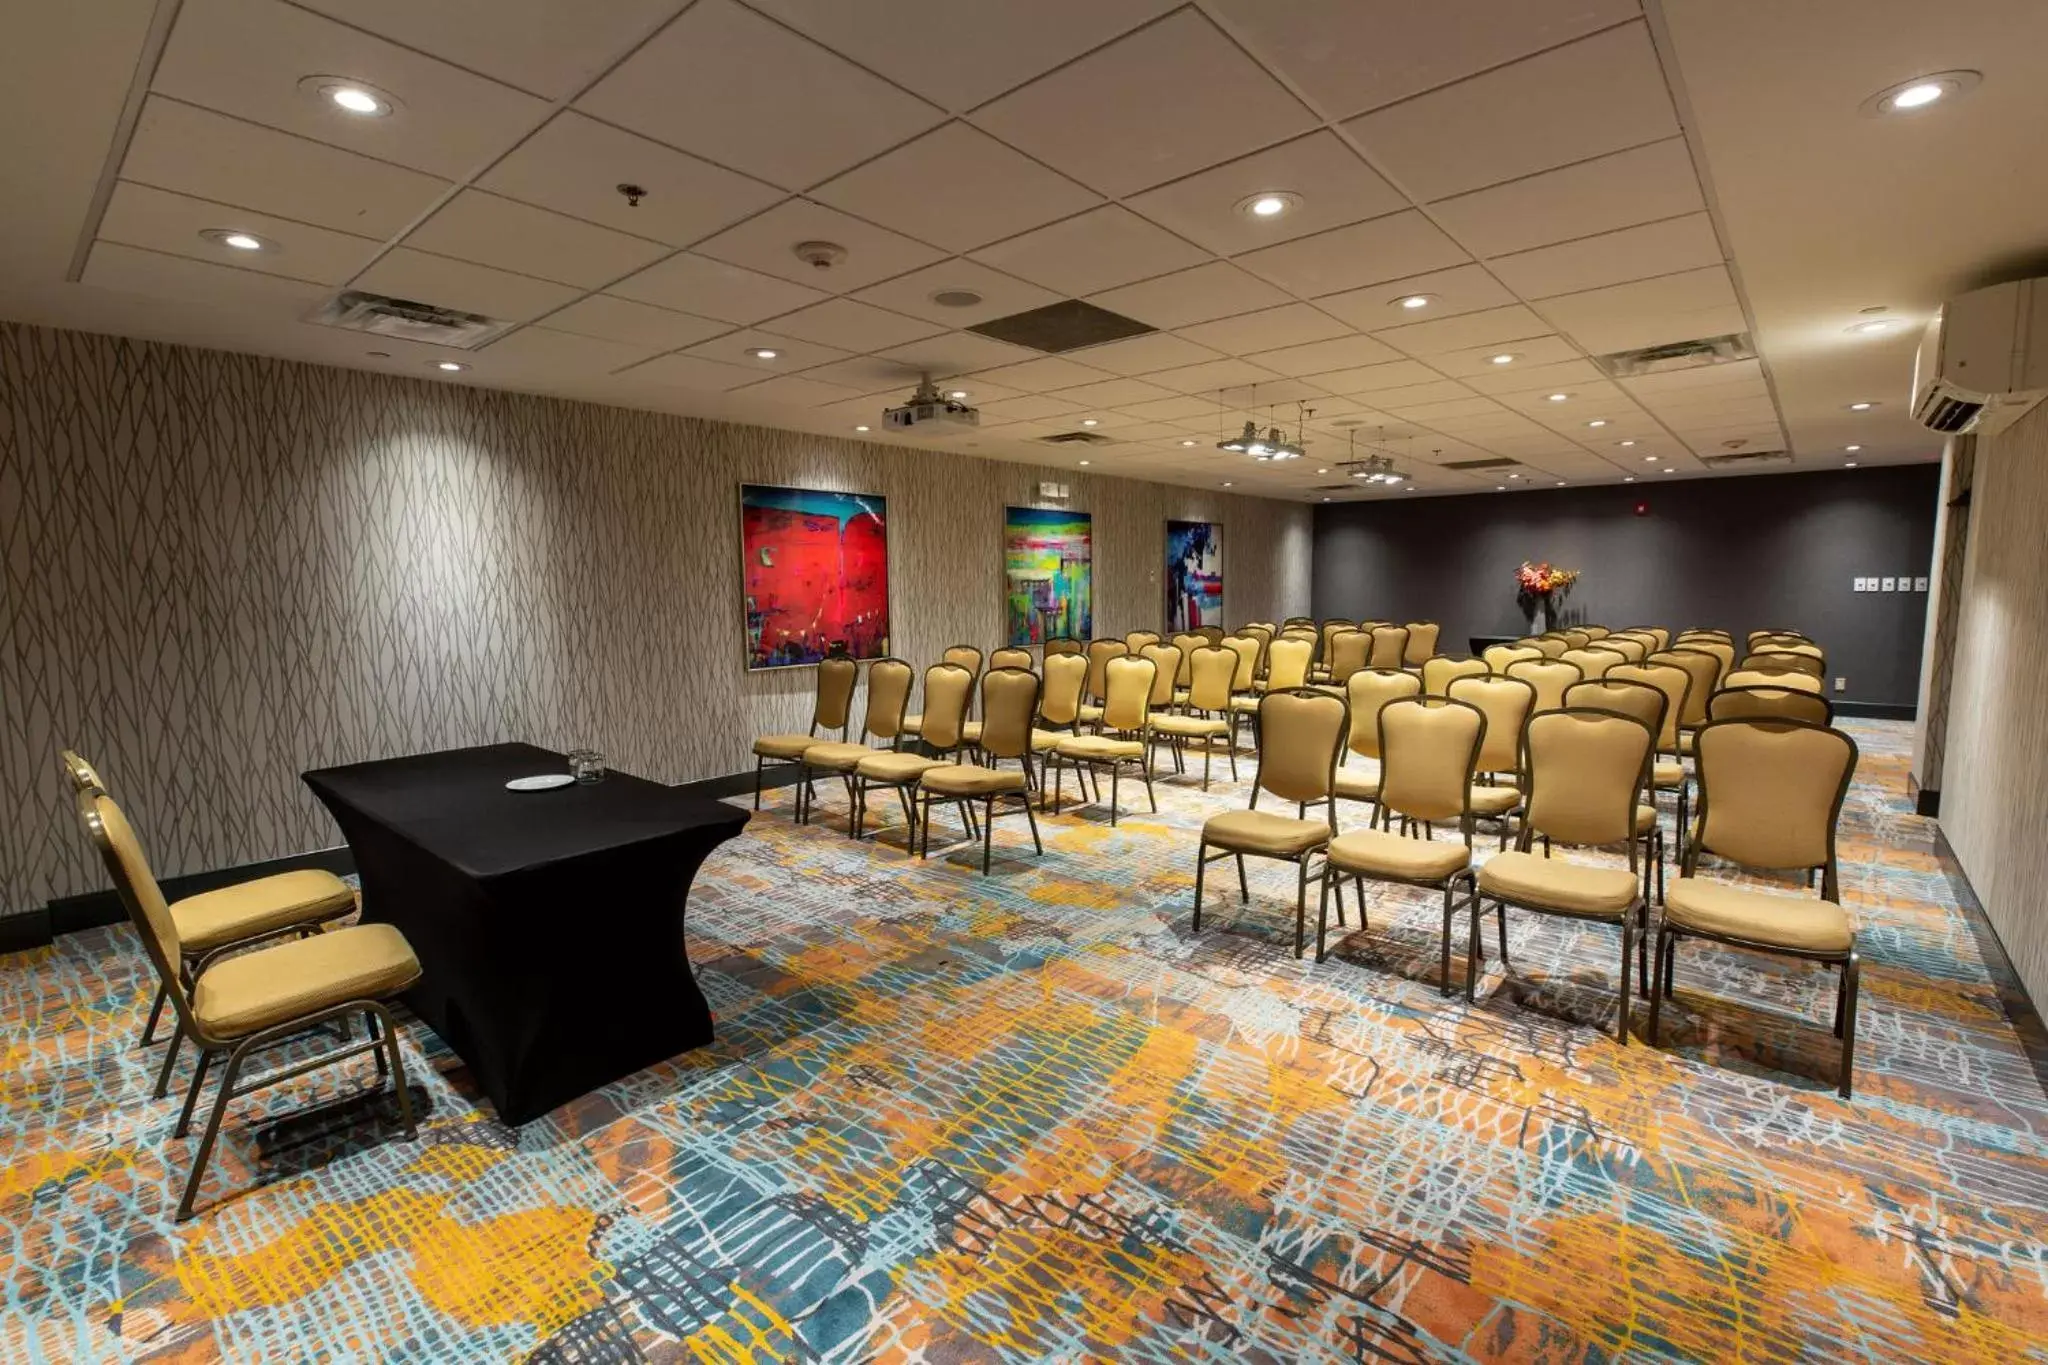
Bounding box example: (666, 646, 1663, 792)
(1038, 430, 1114, 446)
(1592, 332, 1756, 378)
(1700, 449, 1791, 469)
(1440, 456, 1518, 471)
(971, 300, 1153, 353)
(308, 291, 508, 348)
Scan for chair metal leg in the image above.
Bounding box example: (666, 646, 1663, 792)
(1236, 854, 1249, 903)
(753, 757, 765, 810)
(368, 1010, 388, 1079)
(139, 981, 169, 1048)
(173, 1046, 215, 1139)
(1315, 869, 1331, 962)
(1293, 858, 1308, 959)
(1226, 740, 1238, 782)
(1493, 888, 1509, 969)
(1193, 843, 1207, 931)
(1663, 931, 1677, 998)
(1052, 757, 1064, 815)
(1838, 951, 1861, 1099)
(1647, 924, 1672, 1044)
(371, 1004, 416, 1139)
(177, 1041, 249, 1220)
(1459, 884, 1480, 1002)
(1617, 918, 1635, 1046)
(1022, 795, 1043, 856)
(1110, 764, 1120, 827)
(981, 798, 995, 876)
(153, 1019, 186, 1099)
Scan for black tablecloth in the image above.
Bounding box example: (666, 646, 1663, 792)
(304, 743, 748, 1125)
(1469, 635, 1522, 655)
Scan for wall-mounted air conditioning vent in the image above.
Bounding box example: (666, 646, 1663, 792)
(1038, 430, 1113, 445)
(1593, 332, 1755, 378)
(1700, 450, 1791, 469)
(307, 291, 510, 348)
(1912, 278, 2048, 436)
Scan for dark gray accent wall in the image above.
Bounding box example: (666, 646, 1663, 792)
(1312, 465, 1942, 708)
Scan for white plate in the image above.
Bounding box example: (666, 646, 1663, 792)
(505, 773, 576, 792)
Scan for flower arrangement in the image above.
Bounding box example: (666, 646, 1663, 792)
(1515, 561, 1581, 599)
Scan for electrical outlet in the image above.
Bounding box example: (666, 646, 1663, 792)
(1914, 576, 1929, 591)
(1833, 676, 1847, 693)
(1881, 576, 1897, 591)
(1895, 574, 1913, 592)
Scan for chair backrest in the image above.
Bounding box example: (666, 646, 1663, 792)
(1102, 655, 1156, 732)
(1318, 619, 1354, 660)
(1607, 661, 1689, 753)
(1483, 643, 1542, 673)
(1690, 719, 1857, 893)
(1344, 668, 1422, 759)
(1677, 628, 1731, 644)
(942, 644, 983, 675)
(1579, 625, 1612, 640)
(1504, 657, 1584, 713)
(1709, 684, 1833, 725)
(1125, 630, 1161, 653)
(1564, 678, 1667, 748)
(1401, 621, 1440, 665)
(1559, 646, 1626, 680)
(1221, 634, 1260, 690)
(978, 668, 1041, 761)
(1188, 646, 1238, 711)
(1747, 629, 1816, 651)
(1652, 648, 1721, 727)
(861, 658, 915, 741)
(1422, 655, 1487, 696)
(61, 749, 106, 793)
(1529, 635, 1568, 658)
(1741, 650, 1824, 679)
(1446, 674, 1535, 775)
(1196, 625, 1225, 644)
(1558, 628, 1592, 650)
(919, 663, 975, 751)
(1689, 638, 1736, 686)
(1084, 638, 1127, 701)
(1601, 635, 1649, 664)
(989, 647, 1034, 671)
(1170, 633, 1207, 684)
(1040, 652, 1088, 726)
(1520, 708, 1652, 854)
(1367, 625, 1410, 669)
(1326, 629, 1372, 684)
(1377, 696, 1485, 825)
(815, 656, 859, 731)
(1642, 627, 1672, 652)
(1266, 636, 1313, 690)
(1252, 688, 1347, 811)
(1726, 667, 1823, 694)
(1044, 637, 1084, 657)
(1140, 644, 1181, 706)
(76, 790, 193, 1034)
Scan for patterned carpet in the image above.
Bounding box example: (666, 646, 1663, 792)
(5, 720, 2047, 1362)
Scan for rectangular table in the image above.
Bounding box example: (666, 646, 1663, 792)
(304, 743, 749, 1125)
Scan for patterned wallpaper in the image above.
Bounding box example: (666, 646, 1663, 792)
(0, 322, 1310, 914)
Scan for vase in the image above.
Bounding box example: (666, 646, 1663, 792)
(1529, 595, 1549, 635)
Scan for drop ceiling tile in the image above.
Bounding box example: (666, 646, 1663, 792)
(404, 190, 670, 289)
(1235, 212, 1468, 299)
(576, 0, 943, 191)
(1176, 303, 1351, 353)
(1125, 131, 1404, 255)
(682, 328, 849, 373)
(1116, 394, 1227, 422)
(812, 122, 1100, 253)
(607, 251, 828, 323)
(1315, 263, 1520, 333)
(965, 355, 1114, 392)
(1245, 333, 1402, 377)
(729, 374, 871, 407)
(541, 294, 732, 350)
(1061, 332, 1222, 377)
(352, 247, 580, 322)
(1463, 356, 1607, 394)
(1142, 357, 1283, 394)
(969, 206, 1207, 297)
(1304, 359, 1446, 396)
(970, 9, 1315, 197)
(979, 394, 1086, 422)
(1429, 138, 1704, 258)
(81, 240, 332, 316)
(850, 259, 1062, 327)
(292, 0, 688, 101)
(479, 325, 657, 375)
(1208, 0, 1642, 121)
(1088, 262, 1293, 330)
(1622, 359, 1763, 395)
(1493, 377, 1632, 414)
(766, 298, 945, 352)
(1431, 335, 1585, 377)
(122, 96, 449, 239)
(98, 180, 378, 285)
(1217, 378, 1330, 405)
(1490, 213, 1724, 300)
(153, 0, 549, 180)
(877, 331, 1043, 376)
(1366, 380, 1484, 409)
(477, 112, 784, 249)
(1048, 376, 1179, 407)
(1373, 304, 1553, 356)
(801, 356, 926, 394)
(618, 352, 767, 390)
(694, 199, 948, 292)
(1534, 265, 1743, 355)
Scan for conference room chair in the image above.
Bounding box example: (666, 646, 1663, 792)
(1149, 645, 1239, 789)
(1169, 632, 1206, 702)
(1611, 628, 1659, 652)
(1044, 637, 1083, 657)
(1192, 688, 1345, 959)
(989, 647, 1034, 671)
(1687, 639, 1740, 688)
(1444, 674, 1534, 849)
(1031, 652, 1090, 801)
(852, 663, 973, 845)
(916, 668, 1044, 874)
(1653, 648, 1720, 751)
(1260, 635, 1314, 694)
(1401, 622, 1441, 667)
(1140, 643, 1182, 720)
(1333, 668, 1422, 821)
(1050, 655, 1158, 825)
(1079, 638, 1126, 728)
(1367, 624, 1410, 670)
(1125, 630, 1162, 653)
(1559, 646, 1628, 680)
(1741, 650, 1825, 679)
(78, 788, 419, 1220)
(1314, 619, 1356, 677)
(1315, 629, 1372, 693)
(751, 654, 858, 809)
(1610, 659, 1695, 836)
(1578, 625, 1611, 640)
(1317, 696, 1485, 986)
(1529, 636, 1569, 659)
(1650, 719, 1863, 1097)
(1746, 628, 1816, 651)
(794, 657, 913, 831)
(1470, 708, 1655, 1042)
(1601, 636, 1650, 664)
(1282, 615, 1316, 629)
(1726, 667, 1823, 694)
(1557, 629, 1592, 650)
(1562, 678, 1671, 904)
(1709, 685, 1833, 725)
(1219, 633, 1263, 750)
(1240, 623, 1274, 678)
(1483, 642, 1543, 673)
(61, 751, 358, 1057)
(902, 645, 983, 737)
(1504, 657, 1583, 714)
(1642, 628, 1674, 652)
(1422, 655, 1487, 696)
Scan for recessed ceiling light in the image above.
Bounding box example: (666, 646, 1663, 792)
(1080, 418, 1098, 426)
(1222, 481, 1234, 487)
(1624, 476, 1635, 482)
(1496, 484, 1506, 491)
(1316, 467, 1328, 474)
(1662, 466, 1675, 473)
(1619, 439, 1636, 447)
(1863, 71, 1980, 117)
(1489, 353, 1517, 365)
(854, 424, 870, 432)
(435, 361, 467, 372)
(1180, 439, 1197, 447)
(746, 347, 779, 360)
(1586, 419, 1607, 428)
(1847, 319, 1905, 336)
(1322, 496, 1331, 501)
(1395, 293, 1436, 310)
(200, 228, 275, 253)
(1546, 392, 1569, 402)
(1078, 459, 1090, 466)
(1555, 480, 1566, 486)
(1845, 460, 1859, 467)
(1845, 443, 1862, 452)
(1507, 473, 1520, 480)
(947, 389, 968, 399)
(1238, 191, 1300, 220)
(1848, 401, 1876, 411)
(1645, 455, 1659, 462)
(300, 76, 399, 118)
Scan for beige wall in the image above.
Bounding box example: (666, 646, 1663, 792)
(0, 322, 1310, 914)
(1940, 401, 2048, 1001)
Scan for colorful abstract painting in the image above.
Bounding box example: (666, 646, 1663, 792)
(741, 484, 889, 669)
(1005, 505, 1092, 645)
(1166, 519, 1223, 632)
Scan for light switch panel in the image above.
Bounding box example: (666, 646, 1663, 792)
(1881, 577, 1897, 591)
(1853, 577, 1869, 592)
(1895, 577, 1912, 593)
(1914, 576, 1929, 591)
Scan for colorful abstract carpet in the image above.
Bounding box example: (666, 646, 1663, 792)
(5, 720, 2047, 1362)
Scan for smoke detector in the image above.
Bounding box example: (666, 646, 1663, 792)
(792, 240, 847, 272)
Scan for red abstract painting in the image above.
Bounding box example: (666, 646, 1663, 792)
(741, 485, 889, 669)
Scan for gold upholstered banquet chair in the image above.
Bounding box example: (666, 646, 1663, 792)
(1148, 645, 1239, 789)
(1649, 719, 1863, 1098)
(1579, 625, 1613, 641)
(1169, 632, 1207, 702)
(1557, 629, 1592, 650)
(1685, 637, 1737, 690)
(1315, 629, 1372, 693)
(1652, 648, 1719, 749)
(794, 658, 913, 832)
(1141, 643, 1182, 712)
(1469, 708, 1655, 1042)
(751, 654, 858, 808)
(1192, 688, 1346, 958)
(1709, 685, 1833, 725)
(1030, 651, 1090, 798)
(1505, 657, 1583, 714)
(852, 663, 973, 845)
(1079, 638, 1128, 728)
(61, 751, 359, 1058)
(1260, 635, 1314, 692)
(903, 645, 983, 737)
(1422, 655, 1487, 696)
(1050, 654, 1158, 825)
(1367, 624, 1410, 671)
(1601, 635, 1650, 664)
(1483, 642, 1543, 673)
(1725, 667, 1823, 694)
(1332, 668, 1422, 820)
(1317, 696, 1485, 986)
(1124, 629, 1162, 654)
(1401, 622, 1441, 667)
(1559, 646, 1628, 680)
(989, 647, 1034, 671)
(916, 667, 1045, 874)
(1312, 619, 1356, 681)
(1444, 674, 1535, 849)
(1529, 635, 1569, 659)
(78, 788, 420, 1220)
(1043, 637, 1084, 657)
(1740, 650, 1825, 680)
(1562, 677, 1671, 903)
(1609, 660, 1696, 853)
(1746, 628, 1817, 652)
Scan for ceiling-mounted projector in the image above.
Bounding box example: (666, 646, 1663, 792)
(883, 374, 979, 433)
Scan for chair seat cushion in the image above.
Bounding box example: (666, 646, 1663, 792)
(1308, 683, 1345, 696)
(1056, 735, 1144, 760)
(1228, 696, 1262, 713)
(1327, 830, 1470, 882)
(1077, 704, 1105, 724)
(1151, 714, 1228, 738)
(1029, 728, 1068, 752)
(802, 741, 878, 772)
(1333, 764, 1381, 801)
(962, 721, 983, 743)
(1171, 689, 1191, 705)
(752, 733, 818, 759)
(1636, 803, 1659, 834)
(192, 923, 420, 1039)
(1470, 785, 1520, 816)
(1664, 878, 1852, 953)
(1678, 730, 1696, 755)
(172, 870, 357, 954)
(920, 763, 1027, 796)
(1202, 809, 1331, 856)
(900, 714, 923, 734)
(856, 752, 941, 782)
(1653, 758, 1685, 787)
(1478, 851, 1638, 918)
